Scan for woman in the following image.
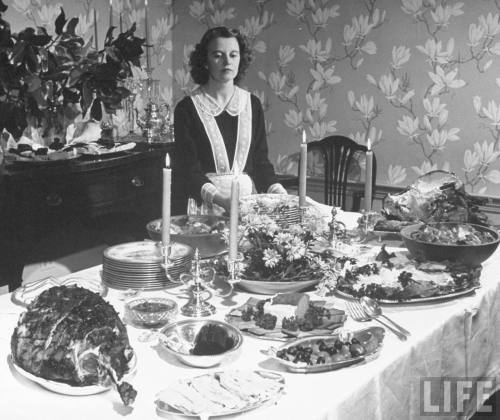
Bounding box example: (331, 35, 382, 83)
(173, 26, 286, 214)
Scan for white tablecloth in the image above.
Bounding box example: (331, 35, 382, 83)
(1, 212, 499, 420)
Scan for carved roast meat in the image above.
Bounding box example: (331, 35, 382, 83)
(11, 286, 137, 405)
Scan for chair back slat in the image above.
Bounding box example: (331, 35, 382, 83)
(307, 135, 377, 210)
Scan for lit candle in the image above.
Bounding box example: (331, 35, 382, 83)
(93, 8, 98, 50)
(145, 0, 151, 71)
(229, 172, 240, 262)
(364, 138, 373, 212)
(162, 153, 171, 248)
(119, 12, 123, 33)
(109, 0, 113, 28)
(298, 129, 307, 207)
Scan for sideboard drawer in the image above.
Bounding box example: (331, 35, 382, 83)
(78, 161, 162, 216)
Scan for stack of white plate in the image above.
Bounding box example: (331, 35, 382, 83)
(102, 241, 194, 290)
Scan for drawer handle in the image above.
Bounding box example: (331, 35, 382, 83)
(131, 176, 144, 187)
(46, 193, 63, 207)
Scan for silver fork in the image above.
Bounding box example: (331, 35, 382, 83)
(345, 300, 408, 341)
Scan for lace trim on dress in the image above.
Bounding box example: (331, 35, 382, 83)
(191, 86, 252, 174)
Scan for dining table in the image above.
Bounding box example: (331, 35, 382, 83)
(1, 210, 499, 420)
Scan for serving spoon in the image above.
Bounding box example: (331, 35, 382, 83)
(359, 297, 411, 337)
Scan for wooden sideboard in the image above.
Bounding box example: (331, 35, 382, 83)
(0, 143, 187, 291)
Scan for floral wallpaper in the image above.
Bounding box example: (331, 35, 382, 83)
(168, 0, 500, 198)
(7, 0, 500, 197)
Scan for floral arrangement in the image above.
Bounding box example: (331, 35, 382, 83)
(0, 2, 144, 140)
(230, 212, 334, 283)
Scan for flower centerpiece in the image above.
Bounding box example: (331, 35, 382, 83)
(0, 2, 144, 142)
(216, 211, 334, 286)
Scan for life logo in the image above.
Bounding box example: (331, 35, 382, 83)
(420, 377, 496, 416)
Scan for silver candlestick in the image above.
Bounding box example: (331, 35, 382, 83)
(178, 249, 216, 317)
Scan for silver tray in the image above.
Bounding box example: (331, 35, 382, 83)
(334, 285, 479, 305)
(265, 327, 384, 373)
(155, 370, 284, 419)
(10, 352, 136, 395)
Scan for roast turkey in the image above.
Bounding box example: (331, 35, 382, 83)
(382, 170, 488, 226)
(11, 285, 137, 405)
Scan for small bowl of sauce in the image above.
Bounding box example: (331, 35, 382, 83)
(125, 297, 178, 328)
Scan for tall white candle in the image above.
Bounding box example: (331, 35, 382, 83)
(298, 129, 307, 207)
(162, 153, 171, 248)
(93, 8, 98, 50)
(229, 173, 240, 262)
(145, 0, 151, 71)
(109, 0, 113, 28)
(364, 138, 373, 212)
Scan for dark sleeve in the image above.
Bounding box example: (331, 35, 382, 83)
(250, 95, 278, 193)
(173, 98, 211, 204)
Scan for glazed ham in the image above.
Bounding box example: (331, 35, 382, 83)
(11, 286, 137, 405)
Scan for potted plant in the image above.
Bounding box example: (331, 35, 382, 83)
(0, 1, 144, 142)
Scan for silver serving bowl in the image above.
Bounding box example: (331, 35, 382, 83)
(159, 319, 243, 368)
(401, 222, 500, 266)
(146, 215, 228, 259)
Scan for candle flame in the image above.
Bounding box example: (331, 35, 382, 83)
(302, 129, 306, 144)
(145, 0, 148, 6)
(367, 138, 371, 151)
(110, 0, 112, 5)
(165, 153, 170, 168)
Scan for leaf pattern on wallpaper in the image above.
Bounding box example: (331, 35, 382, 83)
(257, 0, 385, 144)
(362, 0, 500, 191)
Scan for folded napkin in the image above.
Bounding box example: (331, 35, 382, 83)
(66, 119, 102, 144)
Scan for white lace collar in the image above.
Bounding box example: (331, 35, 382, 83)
(191, 86, 247, 117)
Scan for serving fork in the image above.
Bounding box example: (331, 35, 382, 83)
(345, 300, 408, 341)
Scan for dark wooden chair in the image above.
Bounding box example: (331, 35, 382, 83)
(305, 135, 377, 211)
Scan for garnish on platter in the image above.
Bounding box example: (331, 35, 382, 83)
(266, 327, 385, 373)
(319, 245, 482, 303)
(225, 292, 346, 340)
(10, 285, 137, 405)
(155, 370, 285, 418)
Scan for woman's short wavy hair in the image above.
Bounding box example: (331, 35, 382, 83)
(189, 26, 254, 86)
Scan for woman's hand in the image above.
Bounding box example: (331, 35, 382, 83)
(212, 191, 232, 213)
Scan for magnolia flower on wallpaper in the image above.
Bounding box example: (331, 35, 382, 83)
(428, 66, 465, 96)
(350, 126, 382, 146)
(278, 45, 295, 66)
(478, 12, 500, 36)
(387, 164, 407, 185)
(401, 0, 423, 17)
(189, 0, 235, 26)
(310, 63, 341, 90)
(397, 115, 419, 138)
(75, 12, 94, 42)
(416, 39, 454, 65)
(11, 0, 32, 15)
(391, 45, 411, 69)
(151, 15, 176, 65)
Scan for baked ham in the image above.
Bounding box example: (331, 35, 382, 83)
(11, 285, 137, 405)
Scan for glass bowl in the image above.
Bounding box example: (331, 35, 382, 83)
(125, 297, 178, 329)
